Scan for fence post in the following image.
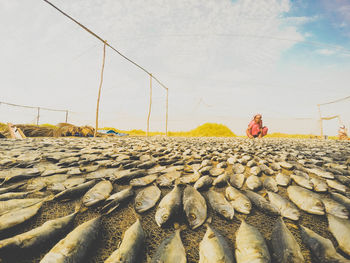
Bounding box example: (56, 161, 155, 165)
(94, 41, 107, 137)
(65, 110, 68, 123)
(147, 73, 152, 137)
(166, 88, 168, 136)
(36, 107, 40, 125)
(317, 104, 323, 138)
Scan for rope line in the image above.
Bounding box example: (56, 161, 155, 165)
(0, 101, 67, 112)
(318, 95, 350, 106)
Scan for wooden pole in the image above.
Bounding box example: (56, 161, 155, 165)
(94, 41, 107, 137)
(166, 88, 168, 136)
(65, 110, 68, 123)
(36, 107, 40, 125)
(317, 104, 323, 138)
(147, 74, 152, 137)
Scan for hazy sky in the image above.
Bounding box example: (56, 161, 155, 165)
(1, 0, 349, 135)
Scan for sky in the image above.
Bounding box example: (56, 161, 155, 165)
(0, 0, 349, 135)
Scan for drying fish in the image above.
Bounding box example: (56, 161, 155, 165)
(300, 225, 350, 263)
(235, 220, 271, 263)
(287, 186, 324, 215)
(194, 176, 213, 190)
(270, 162, 281, 171)
(105, 219, 145, 263)
(40, 217, 101, 263)
(209, 167, 225, 177)
(157, 171, 181, 187)
(232, 163, 245, 174)
(0, 198, 43, 215)
(310, 177, 328, 192)
(259, 164, 274, 176)
(212, 173, 229, 187)
(334, 174, 350, 186)
(250, 166, 262, 176)
(0, 182, 26, 194)
(322, 198, 348, 219)
(63, 177, 86, 188)
(327, 214, 350, 256)
(151, 229, 186, 263)
(267, 191, 299, 221)
(244, 190, 279, 216)
(137, 160, 157, 169)
(327, 179, 347, 193)
(229, 173, 245, 189)
(101, 186, 134, 214)
(279, 161, 294, 170)
(307, 167, 334, 179)
(183, 185, 207, 229)
(41, 167, 69, 177)
(130, 174, 158, 187)
(276, 173, 291, 187)
(264, 177, 278, 192)
(155, 184, 182, 227)
(179, 169, 201, 184)
(0, 200, 45, 232)
(246, 175, 262, 191)
(225, 186, 251, 214)
(0, 208, 78, 251)
(290, 174, 313, 190)
(0, 168, 41, 185)
(271, 217, 304, 263)
(330, 192, 350, 211)
(82, 180, 113, 207)
(199, 225, 234, 263)
(0, 188, 42, 201)
(53, 179, 96, 201)
(113, 169, 147, 183)
(207, 189, 234, 220)
(135, 185, 161, 213)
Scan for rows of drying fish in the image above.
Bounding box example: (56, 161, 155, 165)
(0, 136, 349, 262)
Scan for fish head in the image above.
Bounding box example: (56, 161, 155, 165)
(220, 208, 234, 220)
(310, 200, 325, 215)
(155, 208, 169, 227)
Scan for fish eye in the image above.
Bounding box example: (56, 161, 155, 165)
(136, 202, 142, 207)
(162, 214, 168, 220)
(189, 213, 197, 220)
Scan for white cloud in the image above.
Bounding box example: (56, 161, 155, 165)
(316, 49, 336, 56)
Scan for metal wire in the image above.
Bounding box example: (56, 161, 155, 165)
(318, 95, 350, 106)
(0, 101, 67, 112)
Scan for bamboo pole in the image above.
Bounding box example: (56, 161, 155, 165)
(36, 107, 40, 125)
(166, 88, 168, 136)
(147, 74, 152, 137)
(317, 104, 323, 138)
(65, 110, 68, 123)
(94, 41, 107, 137)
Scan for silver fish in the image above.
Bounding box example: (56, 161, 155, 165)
(155, 184, 182, 227)
(212, 173, 229, 187)
(199, 225, 234, 263)
(229, 174, 245, 189)
(207, 189, 234, 220)
(246, 175, 262, 191)
(130, 174, 158, 187)
(307, 168, 334, 179)
(263, 177, 278, 192)
(233, 163, 245, 174)
(225, 186, 251, 214)
(104, 219, 145, 263)
(135, 185, 161, 213)
(271, 217, 304, 263)
(157, 171, 181, 187)
(151, 229, 186, 263)
(323, 198, 348, 219)
(310, 177, 328, 192)
(268, 192, 300, 221)
(290, 174, 313, 190)
(82, 180, 113, 207)
(194, 176, 213, 190)
(53, 180, 96, 201)
(0, 198, 43, 215)
(327, 179, 347, 193)
(328, 214, 350, 256)
(0, 182, 26, 194)
(300, 225, 350, 263)
(276, 173, 291, 187)
(331, 192, 350, 211)
(102, 186, 134, 214)
(183, 185, 207, 229)
(40, 217, 101, 263)
(250, 166, 262, 176)
(244, 190, 280, 216)
(235, 220, 271, 263)
(287, 186, 324, 215)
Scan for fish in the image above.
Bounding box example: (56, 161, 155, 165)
(279, 162, 294, 170)
(290, 174, 313, 190)
(259, 164, 274, 176)
(82, 180, 113, 207)
(264, 177, 278, 192)
(270, 163, 281, 171)
(232, 163, 245, 174)
(199, 225, 234, 263)
(179, 169, 201, 184)
(0, 208, 78, 251)
(157, 171, 181, 187)
(322, 198, 348, 219)
(151, 229, 186, 263)
(183, 185, 207, 229)
(271, 217, 304, 263)
(250, 166, 262, 176)
(235, 220, 271, 263)
(246, 175, 262, 191)
(330, 192, 350, 211)
(63, 177, 86, 189)
(0, 198, 43, 215)
(0, 200, 45, 232)
(244, 190, 280, 216)
(276, 173, 291, 187)
(300, 225, 350, 263)
(327, 214, 350, 256)
(0, 182, 26, 194)
(53, 180, 96, 201)
(267, 192, 300, 221)
(0, 189, 41, 201)
(41, 168, 69, 177)
(310, 177, 328, 192)
(207, 189, 234, 220)
(194, 176, 213, 190)
(113, 169, 147, 183)
(104, 219, 145, 263)
(137, 160, 157, 169)
(209, 168, 225, 177)
(287, 186, 324, 215)
(334, 174, 350, 186)
(307, 168, 334, 179)
(327, 179, 347, 193)
(0, 168, 41, 185)
(130, 174, 158, 187)
(135, 185, 161, 213)
(39, 216, 101, 263)
(101, 186, 134, 214)
(212, 173, 229, 187)
(155, 184, 182, 227)
(225, 186, 251, 214)
(229, 173, 245, 189)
